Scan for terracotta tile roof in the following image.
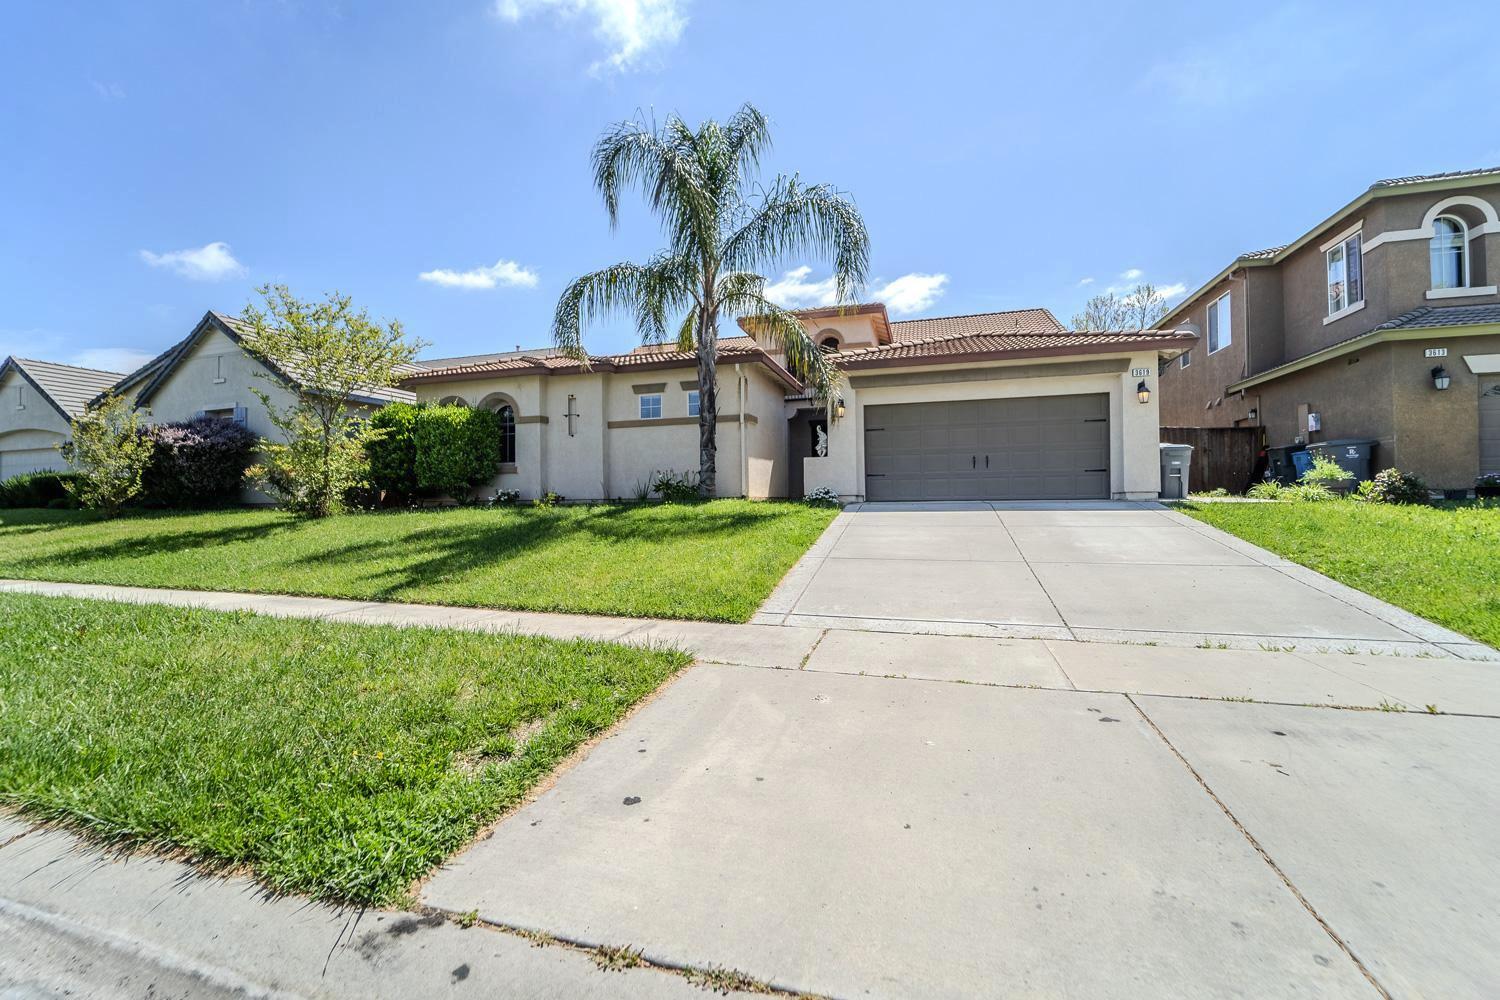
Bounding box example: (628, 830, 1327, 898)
(401, 339, 802, 390)
(2, 357, 125, 418)
(832, 328, 1196, 368)
(1371, 166, 1500, 188)
(888, 308, 1064, 341)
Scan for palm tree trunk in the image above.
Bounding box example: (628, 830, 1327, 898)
(696, 301, 717, 497)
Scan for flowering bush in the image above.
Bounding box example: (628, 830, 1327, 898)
(491, 488, 521, 505)
(803, 486, 842, 508)
(142, 417, 259, 507)
(1353, 468, 1429, 505)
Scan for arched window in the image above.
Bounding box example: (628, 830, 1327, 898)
(817, 329, 841, 352)
(497, 404, 516, 464)
(438, 395, 469, 407)
(1430, 216, 1468, 290)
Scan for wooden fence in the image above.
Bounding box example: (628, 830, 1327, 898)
(1160, 427, 1262, 494)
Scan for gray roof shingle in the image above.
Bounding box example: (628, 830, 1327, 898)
(1371, 303, 1500, 332)
(1371, 166, 1500, 188)
(6, 358, 125, 417)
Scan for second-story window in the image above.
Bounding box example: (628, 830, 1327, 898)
(1180, 349, 1192, 369)
(1325, 231, 1364, 315)
(639, 394, 662, 419)
(1207, 292, 1232, 354)
(1430, 216, 1468, 290)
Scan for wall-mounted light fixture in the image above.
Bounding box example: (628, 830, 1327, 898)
(834, 397, 847, 419)
(1431, 365, 1451, 391)
(1248, 407, 1258, 422)
(1136, 380, 1151, 404)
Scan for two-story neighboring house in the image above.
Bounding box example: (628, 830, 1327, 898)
(1158, 166, 1500, 490)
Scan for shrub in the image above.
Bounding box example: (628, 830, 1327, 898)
(491, 488, 521, 505)
(651, 470, 701, 503)
(61, 393, 154, 517)
(803, 486, 841, 508)
(246, 406, 370, 517)
(365, 402, 421, 494)
(1353, 468, 1429, 505)
(413, 405, 502, 499)
(1300, 454, 1354, 489)
(532, 491, 564, 508)
(1246, 480, 1283, 500)
(141, 417, 258, 507)
(0, 470, 79, 508)
(1283, 482, 1336, 503)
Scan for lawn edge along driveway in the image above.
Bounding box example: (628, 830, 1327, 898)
(0, 500, 837, 623)
(0, 592, 690, 905)
(1177, 500, 1500, 649)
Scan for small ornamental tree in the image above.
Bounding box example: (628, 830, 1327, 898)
(239, 285, 423, 517)
(61, 393, 154, 516)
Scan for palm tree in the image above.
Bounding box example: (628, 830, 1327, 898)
(553, 104, 870, 496)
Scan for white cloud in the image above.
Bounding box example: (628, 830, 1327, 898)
(418, 259, 539, 290)
(763, 266, 839, 309)
(875, 273, 949, 315)
(495, 0, 688, 73)
(138, 241, 247, 282)
(1119, 268, 1144, 281)
(1154, 282, 1188, 301)
(70, 347, 156, 374)
(764, 266, 950, 316)
(1077, 277, 1095, 287)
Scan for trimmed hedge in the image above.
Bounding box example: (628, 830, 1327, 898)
(0, 470, 79, 509)
(142, 418, 259, 508)
(368, 403, 503, 499)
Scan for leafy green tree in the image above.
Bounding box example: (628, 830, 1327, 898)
(62, 392, 154, 516)
(554, 104, 868, 496)
(239, 285, 422, 517)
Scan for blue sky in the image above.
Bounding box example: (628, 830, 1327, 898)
(3, 1, 1497, 372)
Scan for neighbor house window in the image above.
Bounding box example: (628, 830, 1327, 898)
(1206, 292, 1232, 354)
(639, 394, 662, 419)
(1430, 216, 1468, 290)
(1325, 231, 1364, 315)
(1180, 349, 1192, 369)
(686, 390, 700, 417)
(203, 407, 235, 421)
(497, 404, 516, 464)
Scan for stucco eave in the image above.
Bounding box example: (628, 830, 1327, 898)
(1227, 323, 1500, 393)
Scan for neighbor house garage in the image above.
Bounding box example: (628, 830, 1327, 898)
(0, 356, 125, 478)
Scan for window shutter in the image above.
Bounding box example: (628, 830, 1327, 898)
(233, 404, 248, 426)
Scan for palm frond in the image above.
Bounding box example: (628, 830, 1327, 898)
(721, 175, 870, 305)
(720, 290, 844, 412)
(552, 256, 698, 362)
(591, 114, 708, 245)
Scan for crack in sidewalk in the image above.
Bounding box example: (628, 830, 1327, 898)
(1124, 694, 1393, 1000)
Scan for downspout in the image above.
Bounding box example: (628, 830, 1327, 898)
(736, 364, 747, 498)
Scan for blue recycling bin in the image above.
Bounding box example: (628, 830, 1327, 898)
(1290, 449, 1315, 479)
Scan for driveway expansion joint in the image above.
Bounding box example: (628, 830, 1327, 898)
(1124, 694, 1394, 1000)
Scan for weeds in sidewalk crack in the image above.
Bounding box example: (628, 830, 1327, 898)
(592, 944, 645, 971)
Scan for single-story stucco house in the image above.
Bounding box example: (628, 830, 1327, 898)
(0, 356, 124, 478)
(401, 305, 1194, 502)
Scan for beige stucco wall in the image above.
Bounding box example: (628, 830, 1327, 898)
(0, 368, 71, 476)
(817, 351, 1165, 501)
(144, 327, 297, 438)
(410, 362, 790, 500)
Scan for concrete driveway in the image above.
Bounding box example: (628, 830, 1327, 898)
(754, 501, 1471, 656)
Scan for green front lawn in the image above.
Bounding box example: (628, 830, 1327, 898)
(0, 592, 688, 904)
(0, 500, 835, 622)
(1178, 500, 1500, 648)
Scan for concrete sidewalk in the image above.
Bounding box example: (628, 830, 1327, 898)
(4, 577, 1497, 715)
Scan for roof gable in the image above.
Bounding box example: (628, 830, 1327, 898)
(3, 356, 125, 420)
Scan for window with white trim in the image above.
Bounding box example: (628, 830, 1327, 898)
(1179, 349, 1192, 369)
(1430, 216, 1467, 290)
(1325, 231, 1363, 315)
(1206, 292, 1232, 354)
(639, 394, 662, 419)
(686, 390, 700, 417)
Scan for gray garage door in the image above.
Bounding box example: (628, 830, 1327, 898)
(864, 394, 1109, 500)
(0, 446, 68, 480)
(1481, 382, 1500, 475)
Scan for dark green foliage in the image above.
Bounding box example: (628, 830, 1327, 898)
(0, 470, 79, 508)
(1354, 468, 1430, 505)
(366, 401, 421, 494)
(651, 470, 701, 503)
(141, 418, 258, 508)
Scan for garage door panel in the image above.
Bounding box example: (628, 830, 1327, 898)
(865, 394, 1109, 501)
